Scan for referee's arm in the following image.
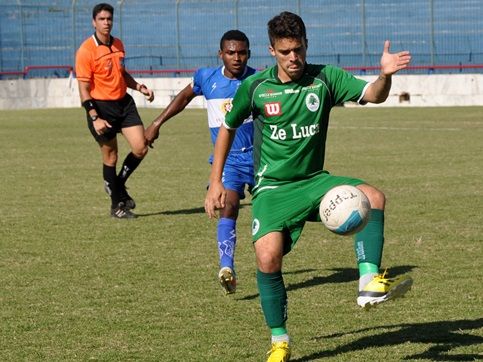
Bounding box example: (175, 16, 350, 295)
(77, 80, 111, 135)
(78, 80, 97, 119)
(124, 71, 154, 102)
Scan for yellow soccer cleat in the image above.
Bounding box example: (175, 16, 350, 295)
(357, 270, 413, 309)
(218, 266, 237, 294)
(266, 341, 291, 362)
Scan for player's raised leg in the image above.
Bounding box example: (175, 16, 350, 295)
(354, 184, 413, 308)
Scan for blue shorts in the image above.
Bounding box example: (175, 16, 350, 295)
(211, 151, 254, 200)
(222, 163, 254, 199)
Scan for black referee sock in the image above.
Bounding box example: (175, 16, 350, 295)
(118, 152, 143, 185)
(103, 164, 120, 207)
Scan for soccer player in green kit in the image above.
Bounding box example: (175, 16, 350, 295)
(205, 11, 413, 362)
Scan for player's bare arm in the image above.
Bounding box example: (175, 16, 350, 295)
(145, 84, 197, 147)
(362, 40, 411, 104)
(123, 72, 155, 102)
(77, 80, 111, 135)
(204, 126, 236, 218)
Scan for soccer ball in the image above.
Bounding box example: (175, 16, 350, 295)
(319, 185, 371, 235)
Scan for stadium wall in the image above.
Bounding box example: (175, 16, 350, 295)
(1, 75, 483, 110)
(2, 1, 483, 76)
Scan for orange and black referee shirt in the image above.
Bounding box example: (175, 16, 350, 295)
(75, 34, 127, 101)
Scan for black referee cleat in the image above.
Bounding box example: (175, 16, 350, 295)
(111, 202, 137, 219)
(119, 185, 136, 210)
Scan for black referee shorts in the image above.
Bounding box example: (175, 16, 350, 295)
(87, 94, 143, 143)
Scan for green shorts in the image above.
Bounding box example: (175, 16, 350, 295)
(251, 171, 364, 254)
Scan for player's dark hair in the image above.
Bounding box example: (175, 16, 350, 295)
(267, 11, 307, 47)
(220, 30, 250, 50)
(92, 3, 114, 19)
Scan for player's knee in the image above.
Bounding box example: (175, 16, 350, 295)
(132, 144, 148, 159)
(257, 255, 282, 273)
(220, 202, 239, 219)
(103, 153, 118, 166)
(256, 248, 283, 273)
(361, 185, 386, 209)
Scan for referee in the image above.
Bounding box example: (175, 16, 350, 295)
(75, 3, 154, 219)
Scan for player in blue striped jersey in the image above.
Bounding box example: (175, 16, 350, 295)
(145, 30, 256, 294)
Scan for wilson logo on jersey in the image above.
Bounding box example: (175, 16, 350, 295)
(264, 102, 281, 117)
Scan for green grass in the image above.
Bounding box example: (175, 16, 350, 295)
(0, 106, 482, 361)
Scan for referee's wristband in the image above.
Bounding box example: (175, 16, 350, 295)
(82, 99, 96, 113)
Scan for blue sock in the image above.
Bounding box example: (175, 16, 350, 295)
(217, 218, 236, 270)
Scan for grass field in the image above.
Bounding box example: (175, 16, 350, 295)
(0, 106, 482, 361)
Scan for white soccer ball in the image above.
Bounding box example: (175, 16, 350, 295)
(319, 185, 371, 235)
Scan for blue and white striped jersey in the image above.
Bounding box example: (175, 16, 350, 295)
(192, 65, 256, 167)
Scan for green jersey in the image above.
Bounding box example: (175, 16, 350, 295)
(224, 63, 368, 195)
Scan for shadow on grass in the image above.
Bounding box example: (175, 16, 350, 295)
(136, 206, 205, 216)
(292, 318, 483, 361)
(136, 203, 251, 217)
(284, 269, 318, 276)
(238, 265, 417, 301)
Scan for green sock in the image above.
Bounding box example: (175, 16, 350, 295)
(359, 262, 379, 276)
(256, 270, 288, 330)
(271, 326, 288, 336)
(354, 209, 384, 269)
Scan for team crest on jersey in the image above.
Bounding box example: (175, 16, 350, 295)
(105, 59, 113, 71)
(252, 218, 260, 235)
(221, 99, 233, 114)
(264, 102, 281, 117)
(305, 93, 320, 112)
